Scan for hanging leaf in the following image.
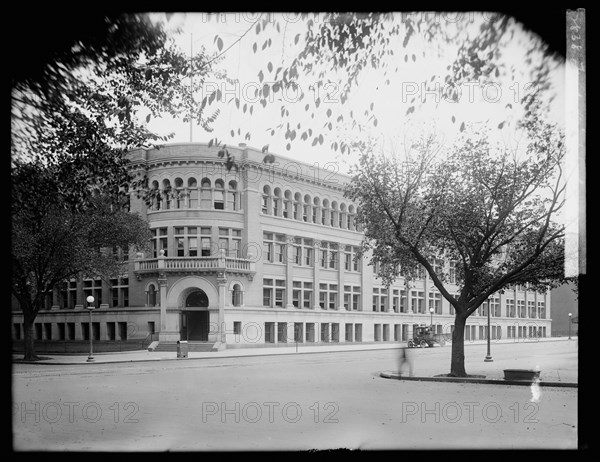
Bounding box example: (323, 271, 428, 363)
(460, 122, 465, 132)
(217, 37, 224, 52)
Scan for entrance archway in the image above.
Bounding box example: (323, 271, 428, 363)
(186, 290, 209, 307)
(182, 289, 210, 341)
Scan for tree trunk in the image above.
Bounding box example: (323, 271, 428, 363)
(450, 312, 468, 377)
(22, 314, 40, 361)
(20, 297, 42, 361)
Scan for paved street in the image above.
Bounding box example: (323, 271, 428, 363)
(12, 339, 578, 450)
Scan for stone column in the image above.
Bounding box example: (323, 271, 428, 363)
(286, 236, 295, 308)
(158, 271, 168, 333)
(215, 249, 227, 350)
(337, 243, 344, 311)
(313, 240, 321, 309)
(216, 273, 227, 350)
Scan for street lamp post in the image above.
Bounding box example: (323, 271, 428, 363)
(86, 295, 95, 362)
(429, 307, 434, 328)
(568, 313, 572, 340)
(484, 302, 493, 362)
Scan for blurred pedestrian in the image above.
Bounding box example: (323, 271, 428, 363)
(397, 344, 414, 377)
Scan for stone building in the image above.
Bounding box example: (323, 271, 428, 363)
(11, 143, 553, 351)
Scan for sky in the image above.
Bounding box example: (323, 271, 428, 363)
(145, 12, 566, 175)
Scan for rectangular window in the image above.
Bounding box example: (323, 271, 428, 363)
(489, 297, 500, 317)
(265, 322, 275, 343)
(263, 232, 285, 264)
(392, 289, 399, 313)
(58, 323, 66, 340)
(538, 301, 546, 319)
(352, 286, 361, 311)
(429, 291, 442, 314)
(66, 323, 75, 340)
(188, 237, 198, 257)
(506, 299, 515, 317)
(449, 261, 457, 284)
(292, 281, 313, 308)
(263, 278, 285, 308)
(303, 282, 313, 308)
(263, 288, 272, 307)
(107, 322, 116, 341)
(528, 300, 536, 318)
(411, 291, 424, 313)
(354, 324, 363, 342)
(380, 288, 388, 312)
(277, 323, 287, 343)
(517, 300, 526, 318)
(292, 281, 301, 308)
(321, 323, 330, 342)
(373, 288, 379, 312)
(201, 237, 212, 256)
(319, 242, 339, 269)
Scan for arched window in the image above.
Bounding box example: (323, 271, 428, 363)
(214, 179, 225, 210)
(348, 205, 355, 230)
(331, 201, 338, 227)
(151, 180, 160, 210)
(283, 190, 292, 218)
(313, 197, 321, 224)
(188, 177, 198, 208)
(163, 179, 172, 209)
(200, 178, 211, 209)
(262, 185, 271, 214)
(174, 178, 184, 208)
(303, 194, 311, 222)
(228, 180, 238, 210)
(273, 188, 282, 216)
(321, 199, 330, 225)
(339, 203, 347, 229)
(294, 192, 302, 220)
(146, 284, 157, 307)
(232, 284, 243, 307)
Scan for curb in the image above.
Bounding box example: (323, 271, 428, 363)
(379, 371, 578, 388)
(12, 345, 406, 366)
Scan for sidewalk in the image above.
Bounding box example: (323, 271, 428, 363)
(13, 335, 577, 365)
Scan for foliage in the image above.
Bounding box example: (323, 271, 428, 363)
(206, 12, 563, 154)
(11, 13, 222, 211)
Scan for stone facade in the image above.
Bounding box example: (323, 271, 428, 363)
(11, 143, 553, 349)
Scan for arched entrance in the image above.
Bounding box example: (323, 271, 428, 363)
(182, 289, 210, 341)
